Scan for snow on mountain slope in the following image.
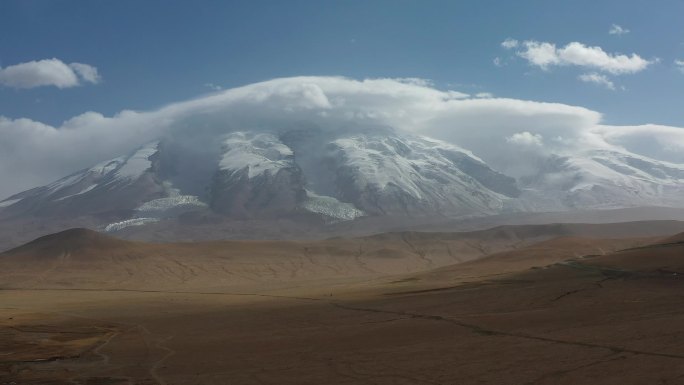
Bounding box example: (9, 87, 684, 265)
(0, 199, 20, 208)
(207, 127, 520, 219)
(324, 133, 520, 216)
(103, 185, 208, 232)
(301, 190, 365, 221)
(219, 132, 295, 178)
(115, 142, 159, 179)
(54, 184, 98, 201)
(213, 131, 365, 221)
(519, 149, 684, 210)
(4, 124, 684, 229)
(0, 142, 172, 219)
(210, 131, 307, 218)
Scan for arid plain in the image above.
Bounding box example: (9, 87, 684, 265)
(3, 221, 684, 384)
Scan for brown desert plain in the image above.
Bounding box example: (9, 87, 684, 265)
(2, 220, 684, 384)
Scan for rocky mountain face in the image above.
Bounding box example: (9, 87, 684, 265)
(2, 125, 684, 235)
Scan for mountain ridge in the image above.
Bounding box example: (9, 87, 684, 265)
(3, 221, 678, 291)
(2, 125, 684, 237)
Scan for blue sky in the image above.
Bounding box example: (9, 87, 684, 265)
(1, 0, 683, 126)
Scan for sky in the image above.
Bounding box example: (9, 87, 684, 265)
(1, 0, 684, 198)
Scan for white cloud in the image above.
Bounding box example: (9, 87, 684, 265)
(204, 82, 223, 91)
(507, 131, 543, 146)
(501, 38, 519, 49)
(592, 124, 684, 163)
(0, 58, 100, 89)
(1, 76, 683, 197)
(475, 92, 493, 98)
(675, 59, 684, 73)
(516, 40, 653, 74)
(68, 63, 100, 84)
(578, 72, 615, 89)
(517, 41, 560, 69)
(609, 24, 630, 36)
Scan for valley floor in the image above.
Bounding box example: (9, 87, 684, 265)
(3, 253, 684, 385)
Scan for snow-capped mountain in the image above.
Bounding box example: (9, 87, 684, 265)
(0, 126, 520, 229)
(209, 127, 521, 220)
(2, 124, 684, 233)
(0, 142, 206, 228)
(210, 132, 308, 218)
(0, 142, 165, 218)
(518, 149, 684, 211)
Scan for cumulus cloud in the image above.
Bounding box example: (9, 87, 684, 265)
(1, 76, 683, 198)
(507, 131, 543, 146)
(578, 72, 615, 89)
(609, 24, 630, 36)
(675, 60, 684, 73)
(501, 38, 519, 49)
(515, 40, 653, 74)
(516, 41, 559, 69)
(0, 58, 100, 89)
